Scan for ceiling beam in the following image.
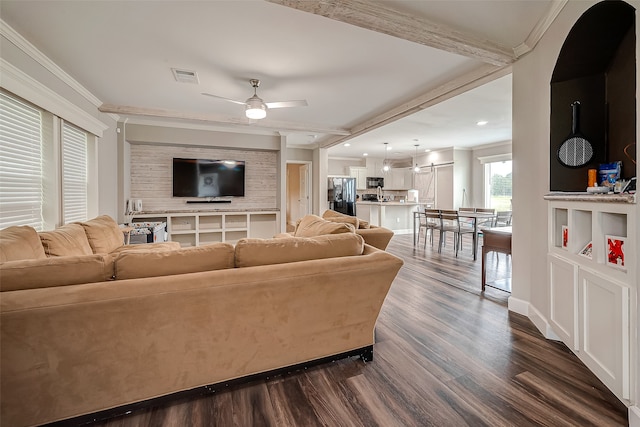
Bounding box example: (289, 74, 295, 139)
(98, 104, 351, 136)
(266, 0, 515, 66)
(318, 63, 511, 149)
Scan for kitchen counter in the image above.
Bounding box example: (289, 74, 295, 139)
(356, 202, 419, 233)
(357, 201, 419, 206)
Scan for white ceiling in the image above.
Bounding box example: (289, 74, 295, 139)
(0, 0, 556, 160)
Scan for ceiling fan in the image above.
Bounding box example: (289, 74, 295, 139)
(202, 79, 308, 120)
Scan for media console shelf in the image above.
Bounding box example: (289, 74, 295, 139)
(131, 210, 279, 246)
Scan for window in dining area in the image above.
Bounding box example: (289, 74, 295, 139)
(484, 160, 512, 211)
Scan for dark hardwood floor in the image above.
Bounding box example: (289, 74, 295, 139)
(95, 233, 628, 427)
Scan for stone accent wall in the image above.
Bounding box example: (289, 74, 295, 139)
(130, 143, 277, 212)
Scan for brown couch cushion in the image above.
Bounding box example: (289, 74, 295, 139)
(39, 223, 93, 257)
(110, 241, 181, 254)
(324, 215, 360, 229)
(0, 225, 47, 262)
(114, 242, 235, 280)
(322, 209, 369, 228)
(0, 254, 114, 291)
(293, 214, 355, 237)
(235, 233, 365, 268)
(77, 215, 124, 254)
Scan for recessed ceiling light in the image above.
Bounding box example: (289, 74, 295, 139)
(477, 120, 488, 126)
(344, 143, 351, 147)
(424, 149, 431, 152)
(386, 145, 392, 150)
(363, 153, 368, 156)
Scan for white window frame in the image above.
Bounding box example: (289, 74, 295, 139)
(1, 90, 98, 230)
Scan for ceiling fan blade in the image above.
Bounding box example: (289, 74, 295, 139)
(201, 92, 246, 106)
(265, 100, 308, 109)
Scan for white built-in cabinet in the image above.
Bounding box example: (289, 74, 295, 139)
(384, 168, 413, 190)
(132, 211, 279, 247)
(546, 195, 636, 403)
(349, 165, 413, 190)
(348, 167, 368, 190)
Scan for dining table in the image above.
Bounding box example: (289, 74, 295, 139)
(457, 211, 497, 261)
(413, 209, 496, 261)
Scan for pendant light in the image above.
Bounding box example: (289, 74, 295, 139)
(413, 144, 421, 173)
(382, 143, 390, 173)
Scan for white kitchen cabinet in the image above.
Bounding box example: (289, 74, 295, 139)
(384, 168, 412, 190)
(348, 166, 368, 190)
(545, 195, 636, 404)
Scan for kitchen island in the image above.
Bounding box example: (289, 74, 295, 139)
(356, 201, 419, 234)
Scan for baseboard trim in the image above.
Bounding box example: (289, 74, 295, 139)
(508, 298, 561, 341)
(507, 296, 529, 316)
(630, 405, 640, 427)
(43, 345, 373, 426)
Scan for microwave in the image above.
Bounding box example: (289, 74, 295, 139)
(366, 177, 384, 188)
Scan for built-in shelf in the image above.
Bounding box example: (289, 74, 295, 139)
(132, 210, 279, 247)
(547, 198, 636, 404)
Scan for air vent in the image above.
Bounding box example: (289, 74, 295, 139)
(171, 68, 199, 84)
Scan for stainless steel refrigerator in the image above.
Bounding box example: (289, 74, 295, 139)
(328, 177, 356, 216)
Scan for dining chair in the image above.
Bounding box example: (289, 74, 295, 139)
(456, 211, 476, 255)
(494, 210, 512, 227)
(438, 210, 473, 257)
(422, 209, 441, 248)
(476, 208, 496, 229)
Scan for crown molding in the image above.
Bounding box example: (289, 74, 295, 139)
(0, 19, 119, 122)
(513, 0, 568, 58)
(0, 58, 109, 136)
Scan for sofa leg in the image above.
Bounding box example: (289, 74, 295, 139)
(360, 346, 374, 362)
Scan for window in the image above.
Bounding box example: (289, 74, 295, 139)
(0, 90, 93, 230)
(485, 160, 512, 211)
(0, 92, 44, 230)
(62, 122, 88, 223)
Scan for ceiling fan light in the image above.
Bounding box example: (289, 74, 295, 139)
(245, 98, 266, 119)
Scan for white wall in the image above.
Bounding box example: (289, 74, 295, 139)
(453, 149, 472, 209)
(511, 0, 592, 318)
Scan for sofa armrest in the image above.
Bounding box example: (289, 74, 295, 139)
(356, 226, 394, 250)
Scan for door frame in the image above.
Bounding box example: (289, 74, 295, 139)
(286, 161, 313, 231)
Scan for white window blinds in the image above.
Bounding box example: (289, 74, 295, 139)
(62, 122, 88, 223)
(0, 92, 43, 230)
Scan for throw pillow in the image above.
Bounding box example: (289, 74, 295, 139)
(324, 215, 360, 229)
(77, 215, 125, 254)
(322, 208, 369, 228)
(39, 223, 93, 257)
(0, 225, 47, 262)
(235, 233, 365, 268)
(293, 214, 355, 237)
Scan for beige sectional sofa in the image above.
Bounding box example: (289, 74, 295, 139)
(0, 215, 403, 427)
(284, 210, 395, 251)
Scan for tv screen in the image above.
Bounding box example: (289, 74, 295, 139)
(173, 158, 245, 197)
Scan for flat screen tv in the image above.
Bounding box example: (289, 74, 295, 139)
(173, 158, 245, 198)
